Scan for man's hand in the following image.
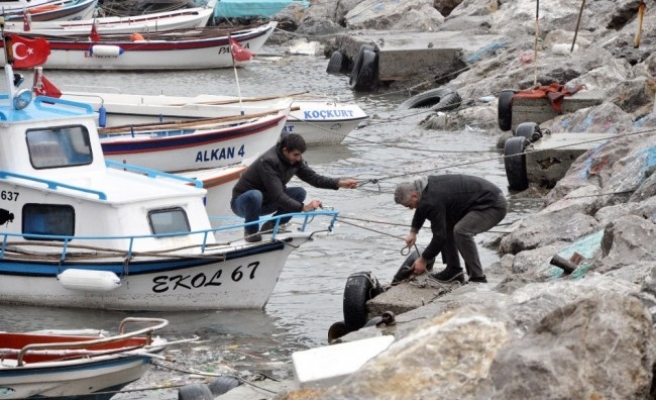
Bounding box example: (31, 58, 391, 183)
(302, 199, 322, 212)
(404, 231, 417, 248)
(412, 257, 427, 275)
(338, 179, 358, 189)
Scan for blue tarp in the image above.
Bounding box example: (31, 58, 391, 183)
(203, 0, 308, 18)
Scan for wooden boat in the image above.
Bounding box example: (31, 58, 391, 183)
(98, 112, 287, 172)
(0, 63, 339, 311)
(0, 21, 277, 70)
(5, 2, 215, 36)
(2, 0, 98, 22)
(0, 317, 168, 399)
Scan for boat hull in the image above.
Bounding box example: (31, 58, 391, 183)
(0, 235, 307, 310)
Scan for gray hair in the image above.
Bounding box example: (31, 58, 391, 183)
(394, 177, 428, 204)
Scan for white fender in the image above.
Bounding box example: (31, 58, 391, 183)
(90, 45, 124, 57)
(57, 269, 121, 292)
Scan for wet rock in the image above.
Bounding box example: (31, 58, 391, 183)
(490, 294, 655, 400)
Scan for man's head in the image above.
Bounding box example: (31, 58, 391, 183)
(280, 133, 307, 164)
(394, 182, 420, 209)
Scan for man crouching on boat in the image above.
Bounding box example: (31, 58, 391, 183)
(230, 133, 358, 243)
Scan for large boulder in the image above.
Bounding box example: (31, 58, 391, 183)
(345, 0, 444, 30)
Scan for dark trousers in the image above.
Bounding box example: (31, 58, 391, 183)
(443, 194, 508, 278)
(230, 187, 307, 234)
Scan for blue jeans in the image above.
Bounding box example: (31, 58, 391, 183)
(230, 187, 307, 234)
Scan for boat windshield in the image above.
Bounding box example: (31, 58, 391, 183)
(26, 125, 93, 169)
(148, 207, 191, 235)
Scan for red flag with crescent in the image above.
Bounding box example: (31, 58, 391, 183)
(228, 36, 253, 63)
(9, 35, 51, 69)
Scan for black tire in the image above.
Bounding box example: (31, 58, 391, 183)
(326, 50, 346, 74)
(498, 89, 516, 131)
(349, 45, 378, 92)
(343, 272, 381, 332)
(504, 136, 529, 191)
(515, 122, 541, 142)
(392, 247, 435, 284)
(399, 87, 461, 111)
(178, 384, 213, 400)
(328, 320, 349, 342)
(208, 377, 240, 396)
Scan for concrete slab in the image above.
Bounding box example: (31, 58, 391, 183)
(216, 378, 295, 400)
(510, 90, 604, 132)
(526, 132, 618, 187)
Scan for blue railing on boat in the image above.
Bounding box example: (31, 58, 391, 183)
(34, 96, 94, 114)
(0, 170, 107, 200)
(0, 210, 339, 262)
(105, 160, 203, 188)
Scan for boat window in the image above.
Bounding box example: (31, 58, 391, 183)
(148, 208, 190, 235)
(22, 204, 75, 240)
(26, 125, 92, 169)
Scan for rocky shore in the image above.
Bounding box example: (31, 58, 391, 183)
(260, 0, 656, 399)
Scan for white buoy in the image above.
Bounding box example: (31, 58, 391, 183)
(57, 269, 121, 292)
(90, 45, 124, 57)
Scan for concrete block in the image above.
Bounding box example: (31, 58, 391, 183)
(526, 132, 617, 188)
(292, 335, 395, 389)
(511, 90, 604, 132)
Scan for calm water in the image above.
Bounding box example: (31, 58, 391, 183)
(0, 45, 537, 398)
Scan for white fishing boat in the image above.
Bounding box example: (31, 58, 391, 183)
(36, 74, 368, 145)
(5, 2, 215, 36)
(98, 112, 287, 172)
(0, 63, 339, 311)
(1, 22, 277, 70)
(0, 317, 169, 399)
(2, 0, 98, 22)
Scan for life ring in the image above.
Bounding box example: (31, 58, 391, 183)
(504, 136, 529, 191)
(326, 50, 346, 74)
(498, 89, 516, 131)
(343, 271, 383, 332)
(208, 377, 240, 396)
(177, 383, 213, 400)
(349, 44, 378, 92)
(515, 121, 542, 142)
(327, 320, 349, 342)
(392, 246, 435, 285)
(398, 87, 461, 111)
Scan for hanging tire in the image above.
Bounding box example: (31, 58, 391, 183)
(328, 320, 349, 342)
(326, 50, 346, 74)
(208, 377, 240, 396)
(399, 87, 461, 111)
(504, 136, 529, 191)
(515, 121, 541, 142)
(498, 89, 516, 131)
(343, 271, 382, 332)
(349, 45, 378, 92)
(178, 384, 213, 400)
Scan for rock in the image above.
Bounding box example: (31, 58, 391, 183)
(541, 102, 633, 134)
(345, 0, 443, 30)
(490, 294, 655, 400)
(595, 215, 656, 273)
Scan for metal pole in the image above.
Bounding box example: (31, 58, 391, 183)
(571, 0, 585, 52)
(533, 0, 540, 87)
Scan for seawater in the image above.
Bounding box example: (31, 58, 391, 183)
(0, 46, 536, 398)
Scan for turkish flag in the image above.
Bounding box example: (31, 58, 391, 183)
(9, 35, 51, 69)
(34, 75, 61, 98)
(229, 36, 253, 63)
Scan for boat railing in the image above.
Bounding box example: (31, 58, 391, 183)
(0, 210, 339, 261)
(33, 96, 94, 114)
(105, 160, 203, 188)
(12, 317, 169, 366)
(0, 170, 107, 200)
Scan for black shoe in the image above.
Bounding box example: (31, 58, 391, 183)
(244, 232, 262, 243)
(468, 275, 488, 283)
(430, 268, 465, 284)
(260, 220, 289, 233)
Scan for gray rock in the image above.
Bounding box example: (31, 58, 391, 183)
(595, 215, 656, 273)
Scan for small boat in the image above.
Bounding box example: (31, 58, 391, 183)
(2, 0, 98, 22)
(0, 63, 339, 311)
(5, 2, 215, 36)
(1, 21, 277, 70)
(0, 317, 169, 399)
(98, 112, 288, 172)
(36, 73, 368, 145)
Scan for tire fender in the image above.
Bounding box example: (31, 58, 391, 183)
(399, 87, 461, 111)
(208, 377, 240, 396)
(392, 247, 435, 284)
(326, 50, 346, 74)
(343, 271, 382, 332)
(504, 136, 529, 191)
(498, 89, 516, 131)
(515, 122, 542, 142)
(178, 384, 213, 400)
(349, 45, 378, 92)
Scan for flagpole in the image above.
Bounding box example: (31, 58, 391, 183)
(533, 0, 539, 87)
(229, 34, 245, 116)
(0, 15, 16, 100)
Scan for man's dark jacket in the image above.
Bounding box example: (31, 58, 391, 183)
(412, 175, 503, 260)
(232, 143, 339, 212)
